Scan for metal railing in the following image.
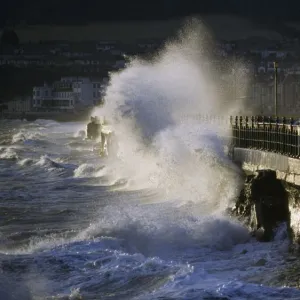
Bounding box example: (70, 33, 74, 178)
(177, 114, 231, 126)
(230, 116, 300, 158)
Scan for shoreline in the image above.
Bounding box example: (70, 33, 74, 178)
(0, 111, 92, 122)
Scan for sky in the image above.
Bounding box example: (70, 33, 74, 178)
(1, 0, 300, 27)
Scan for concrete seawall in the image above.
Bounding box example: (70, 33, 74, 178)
(233, 148, 300, 186)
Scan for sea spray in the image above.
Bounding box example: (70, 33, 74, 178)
(92, 18, 245, 210)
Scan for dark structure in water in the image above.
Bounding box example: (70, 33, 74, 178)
(233, 170, 291, 242)
(87, 117, 101, 140)
(87, 117, 118, 157)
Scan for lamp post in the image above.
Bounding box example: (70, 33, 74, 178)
(274, 61, 278, 117)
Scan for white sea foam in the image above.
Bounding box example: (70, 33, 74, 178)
(92, 19, 245, 209)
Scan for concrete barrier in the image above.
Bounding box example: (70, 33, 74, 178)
(233, 147, 300, 186)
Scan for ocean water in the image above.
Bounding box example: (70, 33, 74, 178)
(1, 18, 300, 300)
(0, 118, 299, 300)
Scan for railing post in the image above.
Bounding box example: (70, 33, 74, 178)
(253, 115, 256, 149)
(262, 116, 266, 150)
(282, 117, 287, 155)
(251, 116, 254, 149)
(268, 116, 272, 152)
(245, 116, 249, 148)
(290, 117, 294, 156)
(255, 115, 261, 149)
(235, 116, 238, 146)
(239, 116, 243, 148)
(275, 116, 279, 153)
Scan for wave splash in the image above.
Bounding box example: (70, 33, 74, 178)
(92, 19, 245, 210)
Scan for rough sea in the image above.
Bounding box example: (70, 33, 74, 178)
(0, 118, 300, 300)
(1, 19, 300, 300)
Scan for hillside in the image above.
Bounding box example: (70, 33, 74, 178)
(9, 15, 283, 43)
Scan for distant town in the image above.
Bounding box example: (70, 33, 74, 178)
(1, 26, 300, 117)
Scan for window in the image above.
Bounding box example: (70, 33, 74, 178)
(45, 90, 48, 97)
(37, 91, 40, 96)
(97, 83, 100, 88)
(93, 92, 96, 97)
(93, 84, 96, 88)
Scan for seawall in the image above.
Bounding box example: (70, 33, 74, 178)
(231, 147, 300, 248)
(232, 147, 300, 186)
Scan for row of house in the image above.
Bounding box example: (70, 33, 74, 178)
(2, 72, 300, 116)
(2, 36, 300, 76)
(0, 57, 126, 69)
(1, 76, 107, 113)
(32, 76, 107, 111)
(0, 40, 128, 70)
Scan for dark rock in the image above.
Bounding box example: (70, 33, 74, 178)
(233, 169, 290, 242)
(241, 249, 248, 254)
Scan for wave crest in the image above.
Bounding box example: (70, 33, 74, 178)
(92, 18, 244, 209)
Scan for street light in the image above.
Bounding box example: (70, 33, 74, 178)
(274, 61, 278, 117)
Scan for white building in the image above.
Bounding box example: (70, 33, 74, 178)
(32, 77, 103, 111)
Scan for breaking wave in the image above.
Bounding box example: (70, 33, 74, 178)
(92, 19, 244, 210)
